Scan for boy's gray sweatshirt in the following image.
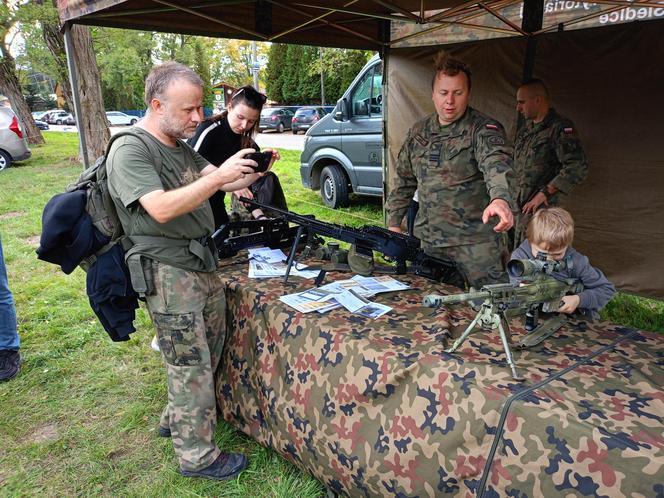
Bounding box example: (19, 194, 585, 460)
(511, 240, 616, 319)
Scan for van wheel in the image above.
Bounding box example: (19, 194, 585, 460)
(130, 118, 137, 125)
(320, 165, 349, 209)
(0, 150, 12, 171)
(277, 122, 284, 133)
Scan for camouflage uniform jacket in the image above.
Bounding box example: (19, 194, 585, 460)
(514, 107, 589, 206)
(386, 108, 515, 248)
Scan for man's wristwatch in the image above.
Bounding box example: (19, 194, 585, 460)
(539, 187, 550, 200)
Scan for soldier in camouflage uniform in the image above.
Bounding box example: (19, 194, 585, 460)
(106, 62, 266, 481)
(386, 52, 516, 288)
(513, 79, 589, 249)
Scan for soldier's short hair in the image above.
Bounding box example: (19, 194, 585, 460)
(431, 51, 472, 91)
(527, 207, 574, 249)
(144, 61, 203, 107)
(519, 78, 549, 98)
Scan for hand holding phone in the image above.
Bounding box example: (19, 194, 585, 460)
(244, 151, 273, 173)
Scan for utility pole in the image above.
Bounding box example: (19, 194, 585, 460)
(320, 48, 325, 105)
(251, 41, 260, 91)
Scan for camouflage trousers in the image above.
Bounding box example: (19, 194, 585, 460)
(424, 235, 509, 289)
(145, 261, 226, 472)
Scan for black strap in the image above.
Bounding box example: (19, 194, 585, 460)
(476, 328, 641, 497)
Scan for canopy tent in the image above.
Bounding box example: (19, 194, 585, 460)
(58, 0, 664, 298)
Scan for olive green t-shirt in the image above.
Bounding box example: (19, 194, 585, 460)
(106, 129, 213, 271)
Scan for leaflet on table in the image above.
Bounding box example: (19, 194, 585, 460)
(279, 276, 405, 316)
(248, 260, 320, 279)
(333, 289, 393, 318)
(350, 275, 410, 293)
(248, 247, 287, 264)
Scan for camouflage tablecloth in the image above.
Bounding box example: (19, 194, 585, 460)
(214, 258, 664, 497)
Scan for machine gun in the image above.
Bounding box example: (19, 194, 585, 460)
(210, 217, 314, 259)
(422, 255, 583, 380)
(238, 197, 466, 286)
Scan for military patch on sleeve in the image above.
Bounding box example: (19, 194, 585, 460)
(485, 124, 499, 130)
(563, 127, 574, 134)
(487, 135, 506, 146)
(414, 134, 428, 147)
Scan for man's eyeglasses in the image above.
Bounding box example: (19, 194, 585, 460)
(231, 87, 267, 104)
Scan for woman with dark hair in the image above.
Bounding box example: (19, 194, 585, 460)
(188, 85, 288, 227)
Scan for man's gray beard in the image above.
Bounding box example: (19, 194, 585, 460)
(159, 115, 194, 140)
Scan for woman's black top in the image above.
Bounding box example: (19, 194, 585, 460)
(188, 116, 246, 228)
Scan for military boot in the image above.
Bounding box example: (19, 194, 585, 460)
(179, 452, 248, 481)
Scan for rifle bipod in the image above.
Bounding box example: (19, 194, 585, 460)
(444, 303, 525, 382)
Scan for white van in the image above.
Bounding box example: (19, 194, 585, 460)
(299, 54, 383, 208)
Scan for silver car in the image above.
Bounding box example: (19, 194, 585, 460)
(0, 107, 31, 171)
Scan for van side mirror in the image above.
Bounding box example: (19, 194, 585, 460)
(334, 98, 348, 121)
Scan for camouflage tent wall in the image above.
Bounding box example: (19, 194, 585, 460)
(58, 1, 664, 298)
(386, 20, 664, 299)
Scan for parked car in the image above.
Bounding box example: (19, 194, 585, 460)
(291, 106, 327, 134)
(300, 54, 383, 208)
(106, 111, 138, 126)
(0, 107, 31, 171)
(35, 119, 49, 131)
(64, 113, 76, 126)
(258, 108, 294, 133)
(31, 111, 47, 120)
(41, 109, 66, 124)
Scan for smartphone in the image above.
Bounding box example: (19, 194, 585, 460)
(245, 151, 272, 173)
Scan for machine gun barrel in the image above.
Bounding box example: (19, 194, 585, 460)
(238, 197, 418, 259)
(238, 197, 464, 286)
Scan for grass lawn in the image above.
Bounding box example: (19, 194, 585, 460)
(0, 132, 661, 496)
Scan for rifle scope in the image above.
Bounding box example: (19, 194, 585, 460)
(507, 257, 569, 279)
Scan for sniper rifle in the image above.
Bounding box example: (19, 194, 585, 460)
(422, 255, 583, 380)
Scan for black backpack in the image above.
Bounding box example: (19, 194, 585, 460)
(36, 129, 162, 341)
(71, 129, 161, 262)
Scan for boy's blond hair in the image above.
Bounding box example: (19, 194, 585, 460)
(526, 207, 574, 249)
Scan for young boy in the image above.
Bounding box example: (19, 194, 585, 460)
(510, 207, 615, 319)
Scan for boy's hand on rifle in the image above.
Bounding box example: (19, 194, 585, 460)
(558, 294, 580, 314)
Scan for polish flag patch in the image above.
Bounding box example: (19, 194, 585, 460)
(485, 124, 498, 130)
(563, 127, 574, 134)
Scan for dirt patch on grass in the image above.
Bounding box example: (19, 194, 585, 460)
(25, 235, 40, 247)
(0, 211, 22, 220)
(106, 448, 128, 460)
(29, 423, 60, 443)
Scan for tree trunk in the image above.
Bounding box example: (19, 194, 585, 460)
(69, 24, 110, 162)
(0, 47, 45, 145)
(42, 18, 73, 111)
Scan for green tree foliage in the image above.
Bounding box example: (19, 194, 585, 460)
(14, 2, 61, 88)
(265, 43, 287, 103)
(266, 45, 373, 105)
(192, 38, 214, 109)
(310, 49, 374, 104)
(92, 28, 154, 111)
(210, 39, 269, 89)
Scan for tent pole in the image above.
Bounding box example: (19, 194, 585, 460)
(63, 22, 89, 169)
(521, 0, 544, 82)
(379, 21, 390, 226)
